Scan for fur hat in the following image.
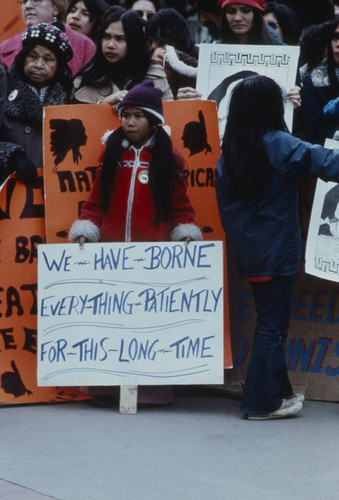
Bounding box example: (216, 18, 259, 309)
(22, 23, 73, 64)
(218, 0, 265, 11)
(116, 80, 164, 124)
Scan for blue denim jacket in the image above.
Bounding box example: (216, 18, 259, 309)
(215, 129, 339, 277)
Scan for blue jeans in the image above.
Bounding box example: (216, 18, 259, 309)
(240, 275, 294, 415)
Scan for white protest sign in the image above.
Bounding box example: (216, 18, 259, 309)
(196, 44, 300, 136)
(38, 241, 224, 386)
(305, 140, 339, 282)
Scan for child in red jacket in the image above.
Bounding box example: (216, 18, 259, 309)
(69, 79, 202, 406)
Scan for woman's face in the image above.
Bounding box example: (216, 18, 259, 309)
(130, 0, 156, 23)
(263, 12, 283, 41)
(121, 107, 154, 148)
(101, 21, 128, 64)
(331, 25, 339, 66)
(225, 4, 254, 37)
(23, 45, 58, 85)
(66, 1, 94, 37)
(21, 0, 59, 27)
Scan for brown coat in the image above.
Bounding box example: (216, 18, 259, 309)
(72, 63, 173, 104)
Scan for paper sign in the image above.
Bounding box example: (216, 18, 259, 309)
(305, 139, 339, 282)
(38, 241, 224, 386)
(196, 44, 300, 136)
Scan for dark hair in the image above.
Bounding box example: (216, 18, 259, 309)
(299, 20, 334, 71)
(264, 2, 301, 45)
(76, 8, 150, 89)
(124, 0, 164, 10)
(146, 8, 196, 57)
(100, 112, 180, 221)
(188, 0, 221, 15)
(221, 7, 272, 44)
(327, 17, 339, 89)
(66, 0, 110, 40)
(222, 75, 287, 200)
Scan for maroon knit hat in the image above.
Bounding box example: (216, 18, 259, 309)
(218, 0, 265, 11)
(116, 80, 164, 124)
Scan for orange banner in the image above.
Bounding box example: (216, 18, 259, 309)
(43, 101, 232, 369)
(0, 170, 88, 404)
(0, 0, 25, 44)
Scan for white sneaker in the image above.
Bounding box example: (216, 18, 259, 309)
(245, 398, 303, 420)
(287, 393, 305, 403)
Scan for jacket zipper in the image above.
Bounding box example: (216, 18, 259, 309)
(125, 147, 140, 241)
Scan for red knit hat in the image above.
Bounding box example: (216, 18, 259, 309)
(218, 0, 265, 11)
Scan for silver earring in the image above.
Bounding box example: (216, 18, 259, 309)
(53, 15, 57, 22)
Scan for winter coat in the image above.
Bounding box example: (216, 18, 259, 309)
(72, 62, 173, 104)
(0, 67, 70, 167)
(215, 129, 339, 278)
(300, 60, 339, 145)
(162, 46, 198, 99)
(0, 64, 26, 181)
(0, 26, 95, 77)
(69, 136, 202, 244)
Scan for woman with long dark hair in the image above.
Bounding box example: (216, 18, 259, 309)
(263, 2, 301, 45)
(72, 7, 173, 104)
(300, 17, 339, 144)
(215, 74, 339, 419)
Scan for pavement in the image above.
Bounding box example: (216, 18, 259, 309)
(1, 387, 339, 500)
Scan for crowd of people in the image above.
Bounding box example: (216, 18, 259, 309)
(1, 0, 339, 419)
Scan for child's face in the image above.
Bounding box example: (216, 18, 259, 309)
(121, 107, 155, 148)
(101, 21, 127, 64)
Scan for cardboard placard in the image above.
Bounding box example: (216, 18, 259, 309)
(0, 171, 88, 404)
(37, 241, 224, 386)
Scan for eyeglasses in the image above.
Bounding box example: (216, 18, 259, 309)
(17, 0, 44, 5)
(133, 10, 155, 21)
(266, 20, 279, 30)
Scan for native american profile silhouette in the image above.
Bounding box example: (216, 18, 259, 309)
(1, 361, 32, 398)
(181, 110, 212, 157)
(208, 70, 258, 138)
(50, 118, 87, 166)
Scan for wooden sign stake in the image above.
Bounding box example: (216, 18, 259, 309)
(119, 385, 138, 414)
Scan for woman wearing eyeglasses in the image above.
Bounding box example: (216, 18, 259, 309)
(263, 2, 301, 46)
(300, 17, 339, 145)
(0, 0, 96, 75)
(124, 0, 164, 24)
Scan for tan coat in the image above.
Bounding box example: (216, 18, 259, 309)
(72, 62, 173, 103)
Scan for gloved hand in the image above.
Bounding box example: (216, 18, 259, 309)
(323, 98, 339, 117)
(11, 152, 37, 185)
